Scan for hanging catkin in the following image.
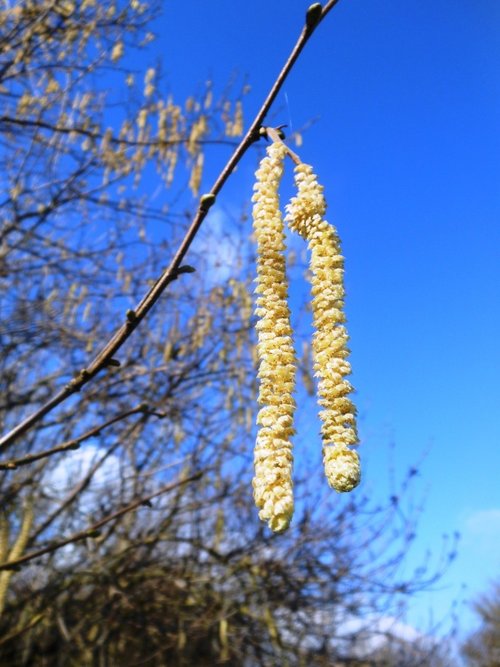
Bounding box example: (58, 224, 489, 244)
(251, 141, 296, 533)
(285, 162, 360, 493)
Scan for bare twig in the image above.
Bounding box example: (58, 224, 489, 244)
(0, 1, 341, 449)
(0, 404, 164, 470)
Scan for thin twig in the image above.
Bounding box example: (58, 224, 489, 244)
(0, 404, 164, 470)
(0, 0, 341, 450)
(0, 613, 44, 646)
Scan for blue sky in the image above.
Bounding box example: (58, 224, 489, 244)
(150, 0, 500, 640)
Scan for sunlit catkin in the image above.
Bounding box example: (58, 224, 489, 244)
(285, 162, 360, 493)
(252, 142, 296, 532)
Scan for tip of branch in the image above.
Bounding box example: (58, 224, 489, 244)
(306, 3, 323, 29)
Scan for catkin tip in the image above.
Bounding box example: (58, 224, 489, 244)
(324, 444, 360, 492)
(268, 511, 293, 534)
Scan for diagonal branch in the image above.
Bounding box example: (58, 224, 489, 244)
(0, 1, 341, 450)
(0, 404, 164, 470)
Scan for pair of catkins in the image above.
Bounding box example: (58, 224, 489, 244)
(252, 136, 360, 533)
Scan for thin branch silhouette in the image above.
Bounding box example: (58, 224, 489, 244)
(0, 404, 165, 470)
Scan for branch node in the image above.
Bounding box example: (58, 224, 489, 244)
(199, 193, 216, 212)
(1, 563, 21, 572)
(275, 126, 286, 140)
(176, 265, 196, 275)
(86, 530, 101, 539)
(262, 126, 286, 142)
(126, 309, 137, 323)
(67, 374, 84, 392)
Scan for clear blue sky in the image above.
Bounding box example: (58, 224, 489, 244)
(150, 0, 499, 640)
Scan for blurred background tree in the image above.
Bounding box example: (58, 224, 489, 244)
(461, 581, 500, 667)
(0, 1, 456, 665)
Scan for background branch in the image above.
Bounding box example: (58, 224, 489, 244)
(0, 472, 202, 572)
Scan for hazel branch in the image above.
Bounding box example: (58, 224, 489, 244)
(0, 0, 342, 450)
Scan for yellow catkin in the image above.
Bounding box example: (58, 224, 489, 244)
(189, 152, 204, 195)
(285, 162, 360, 493)
(252, 141, 296, 532)
(111, 41, 124, 62)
